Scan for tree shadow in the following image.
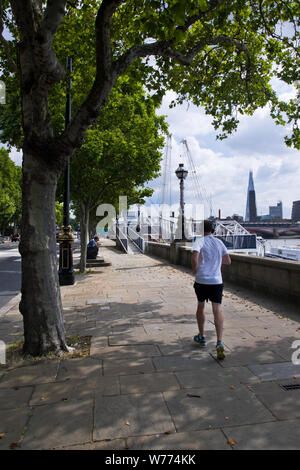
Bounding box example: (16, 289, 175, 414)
(1, 276, 300, 449)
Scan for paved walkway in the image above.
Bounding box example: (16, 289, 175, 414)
(0, 240, 300, 450)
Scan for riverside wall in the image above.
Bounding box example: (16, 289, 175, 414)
(145, 241, 300, 305)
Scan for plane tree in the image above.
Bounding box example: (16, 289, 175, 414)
(68, 78, 166, 272)
(0, 0, 298, 355)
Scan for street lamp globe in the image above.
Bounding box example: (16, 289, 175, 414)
(175, 163, 188, 180)
(175, 163, 188, 241)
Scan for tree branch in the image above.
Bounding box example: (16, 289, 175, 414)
(179, 0, 227, 33)
(38, 0, 67, 43)
(10, 0, 39, 41)
(113, 35, 251, 76)
(60, 0, 123, 151)
(95, 0, 123, 78)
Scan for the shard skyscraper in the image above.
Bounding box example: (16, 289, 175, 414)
(245, 171, 257, 222)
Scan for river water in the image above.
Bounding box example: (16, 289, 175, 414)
(264, 238, 300, 250)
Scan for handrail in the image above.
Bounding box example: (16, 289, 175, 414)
(116, 225, 128, 253)
(127, 226, 145, 253)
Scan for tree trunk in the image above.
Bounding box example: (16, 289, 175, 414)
(79, 203, 89, 273)
(19, 151, 68, 356)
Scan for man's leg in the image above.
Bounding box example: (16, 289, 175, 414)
(196, 301, 206, 337)
(212, 302, 225, 359)
(211, 302, 224, 343)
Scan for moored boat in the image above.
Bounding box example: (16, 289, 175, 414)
(266, 246, 300, 261)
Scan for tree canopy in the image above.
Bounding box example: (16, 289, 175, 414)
(0, 1, 299, 153)
(0, 147, 22, 233)
(69, 78, 166, 213)
(66, 76, 167, 270)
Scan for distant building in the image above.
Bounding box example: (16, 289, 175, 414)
(232, 214, 244, 223)
(291, 200, 300, 222)
(260, 214, 273, 221)
(245, 171, 257, 222)
(269, 201, 283, 219)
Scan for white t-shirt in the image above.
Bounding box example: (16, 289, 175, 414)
(192, 235, 228, 285)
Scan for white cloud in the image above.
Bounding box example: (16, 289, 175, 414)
(9, 147, 22, 166)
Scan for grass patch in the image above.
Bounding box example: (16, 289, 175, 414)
(66, 335, 92, 358)
(74, 269, 94, 275)
(1, 336, 92, 369)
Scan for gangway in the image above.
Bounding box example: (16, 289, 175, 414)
(214, 219, 265, 255)
(127, 225, 145, 254)
(115, 222, 146, 254)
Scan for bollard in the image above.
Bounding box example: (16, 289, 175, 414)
(0, 340, 6, 365)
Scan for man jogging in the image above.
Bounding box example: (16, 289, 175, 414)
(191, 220, 231, 360)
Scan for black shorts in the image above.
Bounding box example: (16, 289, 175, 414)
(194, 282, 224, 304)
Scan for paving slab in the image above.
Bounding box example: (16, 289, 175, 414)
(163, 386, 275, 432)
(120, 372, 180, 394)
(244, 326, 296, 338)
(103, 357, 155, 376)
(144, 322, 215, 338)
(57, 439, 127, 450)
(90, 344, 161, 360)
(250, 380, 300, 420)
(87, 297, 123, 304)
(126, 429, 231, 450)
(108, 333, 155, 346)
(216, 349, 286, 368)
(175, 366, 260, 389)
(0, 360, 60, 388)
(29, 379, 96, 406)
(21, 398, 93, 449)
(0, 408, 30, 450)
(223, 419, 300, 450)
(155, 338, 192, 356)
(248, 361, 300, 381)
(89, 336, 108, 355)
(56, 358, 102, 382)
(93, 392, 175, 441)
(153, 354, 220, 372)
(0, 386, 33, 410)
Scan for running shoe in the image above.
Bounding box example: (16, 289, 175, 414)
(216, 341, 225, 360)
(194, 334, 206, 347)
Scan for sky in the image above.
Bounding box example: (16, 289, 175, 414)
(142, 78, 299, 221)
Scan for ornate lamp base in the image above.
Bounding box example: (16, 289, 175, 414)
(58, 225, 75, 286)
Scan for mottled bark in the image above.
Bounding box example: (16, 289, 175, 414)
(19, 151, 68, 356)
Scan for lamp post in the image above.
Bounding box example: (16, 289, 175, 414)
(58, 57, 75, 286)
(175, 163, 188, 241)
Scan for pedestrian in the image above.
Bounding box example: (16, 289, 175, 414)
(191, 220, 231, 360)
(88, 235, 100, 248)
(87, 235, 100, 259)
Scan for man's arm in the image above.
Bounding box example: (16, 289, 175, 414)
(192, 251, 199, 274)
(222, 253, 231, 265)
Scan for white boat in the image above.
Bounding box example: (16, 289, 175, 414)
(266, 246, 300, 261)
